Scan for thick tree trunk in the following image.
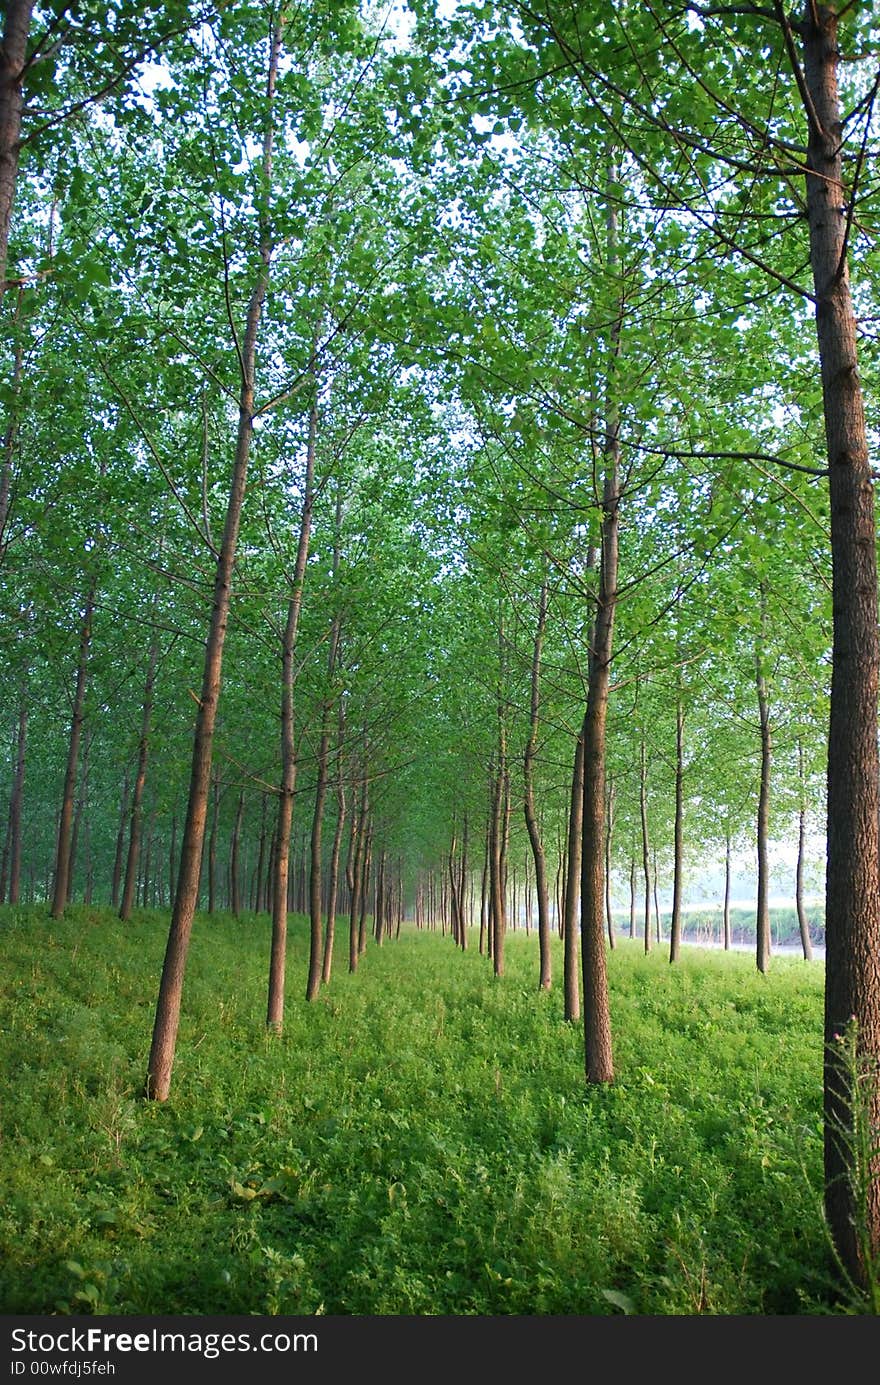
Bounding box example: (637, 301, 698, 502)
(51, 583, 95, 919)
(800, 3, 880, 1281)
(120, 639, 159, 922)
(669, 697, 685, 963)
(145, 23, 281, 1100)
(563, 730, 583, 1022)
(0, 0, 33, 292)
(524, 579, 551, 989)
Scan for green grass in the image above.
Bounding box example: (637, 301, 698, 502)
(0, 903, 853, 1315)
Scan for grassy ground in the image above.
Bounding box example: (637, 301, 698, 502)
(0, 904, 857, 1315)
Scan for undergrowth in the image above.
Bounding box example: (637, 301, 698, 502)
(0, 904, 849, 1315)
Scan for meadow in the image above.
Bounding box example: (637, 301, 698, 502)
(0, 904, 858, 1315)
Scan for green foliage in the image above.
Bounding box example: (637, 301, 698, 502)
(0, 904, 847, 1315)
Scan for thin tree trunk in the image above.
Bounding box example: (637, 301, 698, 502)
(6, 683, 26, 904)
(604, 775, 615, 949)
(795, 741, 814, 962)
(268, 370, 319, 1027)
(723, 831, 732, 951)
(669, 695, 685, 963)
(524, 578, 551, 989)
(120, 639, 159, 922)
(110, 771, 130, 909)
(563, 730, 583, 1022)
(639, 737, 651, 955)
(146, 22, 282, 1100)
(580, 176, 621, 1086)
(207, 772, 219, 913)
(51, 582, 95, 919)
(755, 610, 772, 975)
(358, 819, 372, 956)
(230, 789, 244, 917)
(307, 613, 341, 999)
(322, 769, 346, 986)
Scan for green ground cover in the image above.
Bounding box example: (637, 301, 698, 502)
(0, 905, 855, 1314)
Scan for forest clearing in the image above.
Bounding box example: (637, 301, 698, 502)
(2, 0, 880, 1323)
(0, 904, 847, 1316)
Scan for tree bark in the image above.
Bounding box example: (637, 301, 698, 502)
(230, 789, 244, 917)
(524, 578, 551, 989)
(639, 737, 651, 955)
(120, 639, 159, 922)
(563, 730, 583, 1022)
(146, 21, 282, 1099)
(755, 605, 772, 975)
(307, 613, 341, 999)
(580, 180, 621, 1086)
(669, 695, 685, 963)
(5, 683, 26, 904)
(322, 766, 346, 986)
(800, 3, 880, 1280)
(604, 775, 615, 950)
(51, 582, 95, 919)
(0, 0, 33, 292)
(795, 741, 814, 962)
(268, 367, 319, 1026)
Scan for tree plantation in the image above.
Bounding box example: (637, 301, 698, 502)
(1, 0, 879, 1314)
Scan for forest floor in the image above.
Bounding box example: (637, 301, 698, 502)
(0, 904, 865, 1315)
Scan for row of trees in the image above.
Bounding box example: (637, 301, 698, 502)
(2, 0, 878, 1285)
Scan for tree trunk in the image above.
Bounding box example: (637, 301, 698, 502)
(5, 683, 26, 904)
(145, 21, 282, 1100)
(639, 737, 651, 955)
(801, 4, 880, 1283)
(51, 582, 95, 919)
(755, 612, 771, 975)
(207, 773, 219, 913)
(563, 730, 583, 1022)
(230, 789, 244, 917)
(580, 179, 621, 1086)
(307, 614, 341, 999)
(669, 695, 685, 963)
(268, 370, 319, 1026)
(120, 639, 159, 922)
(723, 831, 732, 951)
(358, 819, 372, 956)
(524, 578, 551, 989)
(322, 770, 346, 986)
(0, 0, 33, 292)
(795, 741, 814, 962)
(604, 775, 615, 950)
(347, 776, 365, 973)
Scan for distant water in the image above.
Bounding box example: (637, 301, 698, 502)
(629, 935, 825, 960)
